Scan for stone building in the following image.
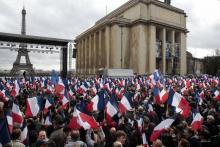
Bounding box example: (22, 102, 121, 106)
(187, 52, 204, 75)
(75, 0, 188, 75)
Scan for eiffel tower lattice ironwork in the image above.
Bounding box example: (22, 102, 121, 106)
(10, 6, 35, 76)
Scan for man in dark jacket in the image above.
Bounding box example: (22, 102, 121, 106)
(49, 115, 67, 147)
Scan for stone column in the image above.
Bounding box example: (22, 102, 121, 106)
(76, 42, 80, 73)
(110, 24, 122, 69)
(148, 25, 156, 74)
(91, 34, 95, 74)
(101, 29, 106, 68)
(171, 30, 175, 74)
(180, 32, 187, 75)
(82, 39, 85, 75)
(138, 24, 148, 74)
(88, 35, 92, 75)
(162, 28, 166, 74)
(99, 30, 102, 69)
(94, 32, 98, 74)
(105, 26, 110, 68)
(79, 40, 83, 74)
(86, 37, 89, 75)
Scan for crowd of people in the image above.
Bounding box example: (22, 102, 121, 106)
(0, 72, 220, 147)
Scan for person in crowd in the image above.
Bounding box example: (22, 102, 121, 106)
(86, 127, 105, 147)
(11, 126, 25, 147)
(49, 115, 67, 147)
(0, 102, 4, 118)
(204, 115, 219, 136)
(33, 130, 51, 147)
(65, 130, 87, 147)
(104, 127, 117, 147)
(178, 138, 190, 147)
(1, 74, 220, 147)
(152, 139, 164, 147)
(113, 130, 126, 147)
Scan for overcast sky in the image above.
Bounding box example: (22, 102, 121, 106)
(0, 0, 220, 70)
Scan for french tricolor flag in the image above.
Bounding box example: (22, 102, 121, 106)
(61, 95, 69, 109)
(55, 78, 65, 94)
(76, 109, 98, 130)
(150, 118, 175, 142)
(88, 91, 106, 112)
(142, 133, 149, 147)
(159, 89, 169, 103)
(153, 87, 168, 104)
(105, 101, 118, 124)
(11, 80, 20, 98)
(168, 89, 191, 118)
(12, 103, 23, 126)
(118, 94, 132, 113)
(44, 115, 52, 127)
(0, 90, 9, 102)
(44, 99, 52, 114)
(191, 112, 203, 132)
(20, 120, 28, 143)
(214, 90, 220, 101)
(25, 97, 40, 117)
(105, 101, 118, 119)
(6, 111, 13, 134)
(67, 109, 81, 130)
(150, 69, 160, 85)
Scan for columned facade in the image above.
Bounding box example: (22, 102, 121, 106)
(75, 0, 188, 75)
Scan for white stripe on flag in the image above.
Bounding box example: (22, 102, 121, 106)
(121, 96, 132, 110)
(92, 95, 99, 111)
(28, 97, 40, 117)
(154, 118, 175, 131)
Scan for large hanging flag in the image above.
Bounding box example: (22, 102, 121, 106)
(150, 118, 175, 142)
(25, 97, 40, 117)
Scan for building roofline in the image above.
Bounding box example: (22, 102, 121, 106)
(75, 0, 187, 40)
(96, 0, 185, 25)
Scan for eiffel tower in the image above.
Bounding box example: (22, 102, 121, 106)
(10, 6, 35, 76)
